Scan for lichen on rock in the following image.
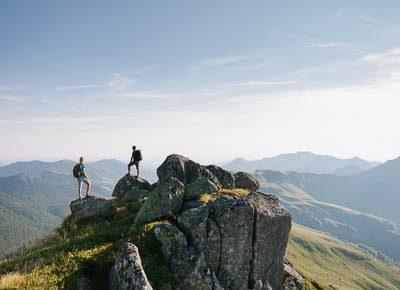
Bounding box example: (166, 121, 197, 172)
(108, 242, 153, 290)
(70, 197, 117, 223)
(134, 177, 184, 224)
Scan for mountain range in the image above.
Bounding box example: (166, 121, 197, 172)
(255, 170, 400, 263)
(274, 157, 400, 223)
(0, 159, 138, 258)
(223, 151, 380, 175)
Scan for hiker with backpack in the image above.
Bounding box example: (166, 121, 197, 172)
(128, 146, 142, 177)
(73, 157, 92, 200)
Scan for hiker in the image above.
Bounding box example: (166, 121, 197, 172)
(127, 146, 142, 177)
(73, 157, 91, 200)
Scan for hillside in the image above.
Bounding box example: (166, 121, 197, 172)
(1, 203, 399, 289)
(0, 159, 157, 259)
(254, 170, 400, 263)
(288, 224, 400, 290)
(0, 171, 112, 258)
(223, 152, 379, 174)
(0, 155, 304, 289)
(0, 192, 61, 258)
(278, 157, 400, 223)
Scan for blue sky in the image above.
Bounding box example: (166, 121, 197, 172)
(1, 1, 400, 164)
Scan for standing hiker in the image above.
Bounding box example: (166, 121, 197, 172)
(73, 156, 92, 200)
(127, 146, 142, 177)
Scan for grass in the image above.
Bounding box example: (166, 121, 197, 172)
(198, 188, 251, 204)
(287, 224, 400, 290)
(0, 197, 175, 290)
(1, 192, 400, 290)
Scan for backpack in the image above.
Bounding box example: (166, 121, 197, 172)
(133, 150, 143, 161)
(73, 164, 81, 178)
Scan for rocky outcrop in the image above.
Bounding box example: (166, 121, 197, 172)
(151, 192, 293, 290)
(113, 175, 151, 198)
(206, 165, 235, 189)
(153, 222, 219, 290)
(234, 171, 260, 191)
(70, 197, 117, 223)
(282, 257, 305, 290)
(112, 155, 302, 289)
(247, 194, 292, 289)
(157, 154, 221, 200)
(134, 177, 184, 224)
(109, 243, 153, 290)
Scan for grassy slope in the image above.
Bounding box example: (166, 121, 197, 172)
(288, 224, 400, 290)
(0, 195, 399, 289)
(0, 196, 175, 290)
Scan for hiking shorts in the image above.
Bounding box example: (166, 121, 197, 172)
(128, 160, 140, 167)
(78, 175, 88, 182)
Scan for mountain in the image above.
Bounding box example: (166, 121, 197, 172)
(0, 191, 61, 259)
(287, 224, 400, 289)
(223, 151, 380, 174)
(333, 164, 365, 176)
(0, 160, 75, 177)
(277, 157, 400, 223)
(255, 170, 400, 263)
(0, 155, 303, 289)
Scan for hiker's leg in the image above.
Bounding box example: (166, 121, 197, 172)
(84, 179, 91, 196)
(127, 161, 133, 175)
(135, 163, 140, 177)
(78, 180, 82, 199)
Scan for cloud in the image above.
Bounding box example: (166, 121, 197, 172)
(225, 80, 297, 88)
(310, 42, 367, 54)
(55, 84, 104, 92)
(0, 95, 21, 102)
(362, 47, 400, 63)
(192, 55, 251, 70)
(55, 73, 133, 92)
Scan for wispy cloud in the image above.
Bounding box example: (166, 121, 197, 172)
(362, 47, 400, 62)
(55, 84, 104, 92)
(337, 9, 399, 34)
(0, 85, 26, 92)
(310, 42, 367, 54)
(192, 54, 251, 70)
(225, 80, 297, 88)
(0, 95, 21, 102)
(55, 73, 132, 92)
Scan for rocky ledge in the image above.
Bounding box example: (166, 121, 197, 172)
(70, 154, 304, 290)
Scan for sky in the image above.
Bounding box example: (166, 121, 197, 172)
(1, 0, 400, 165)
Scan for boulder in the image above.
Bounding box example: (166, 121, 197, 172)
(109, 243, 153, 290)
(247, 193, 292, 289)
(177, 205, 220, 273)
(282, 257, 305, 290)
(151, 191, 293, 290)
(153, 223, 218, 290)
(206, 165, 235, 189)
(234, 171, 260, 191)
(70, 197, 117, 223)
(156, 154, 188, 184)
(122, 190, 150, 202)
(157, 154, 221, 200)
(134, 178, 184, 224)
(113, 175, 151, 198)
(209, 195, 254, 289)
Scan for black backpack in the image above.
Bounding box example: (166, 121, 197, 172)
(134, 150, 143, 161)
(73, 164, 81, 178)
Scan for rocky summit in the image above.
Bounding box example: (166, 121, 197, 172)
(68, 154, 304, 290)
